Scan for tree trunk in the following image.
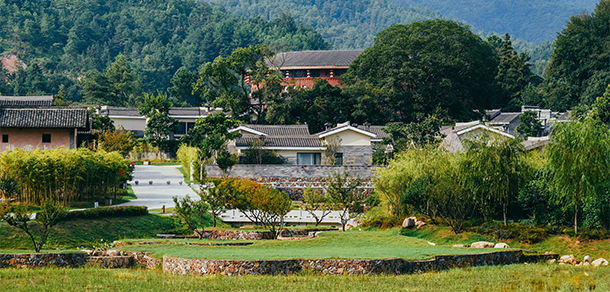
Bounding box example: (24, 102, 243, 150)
(503, 204, 507, 225)
(574, 202, 579, 235)
(212, 214, 217, 228)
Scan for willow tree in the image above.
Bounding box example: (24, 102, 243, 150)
(461, 137, 532, 225)
(546, 116, 610, 235)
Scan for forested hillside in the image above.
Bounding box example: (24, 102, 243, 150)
(0, 0, 330, 102)
(209, 0, 443, 49)
(390, 0, 598, 43)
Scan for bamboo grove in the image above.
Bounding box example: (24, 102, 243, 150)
(0, 148, 132, 206)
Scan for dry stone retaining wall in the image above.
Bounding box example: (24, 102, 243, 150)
(163, 250, 524, 276)
(0, 253, 88, 268)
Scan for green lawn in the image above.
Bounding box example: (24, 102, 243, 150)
(1, 264, 607, 291)
(0, 214, 183, 251)
(119, 228, 492, 260)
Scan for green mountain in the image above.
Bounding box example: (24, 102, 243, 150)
(208, 0, 443, 50)
(0, 0, 330, 101)
(390, 0, 599, 43)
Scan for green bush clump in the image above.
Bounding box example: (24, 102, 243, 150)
(64, 206, 148, 221)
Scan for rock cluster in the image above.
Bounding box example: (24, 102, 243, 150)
(557, 255, 608, 267)
(402, 217, 427, 229)
(0, 253, 87, 268)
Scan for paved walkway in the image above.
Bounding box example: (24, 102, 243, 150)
(119, 165, 198, 209)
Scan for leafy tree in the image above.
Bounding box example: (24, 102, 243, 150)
(546, 116, 610, 235)
(81, 54, 142, 106)
(591, 84, 610, 125)
(168, 67, 201, 107)
(544, 1, 610, 110)
(241, 136, 285, 164)
(0, 199, 67, 253)
(382, 114, 445, 152)
(461, 137, 532, 225)
(138, 92, 177, 149)
(194, 45, 282, 122)
(494, 33, 534, 110)
(173, 195, 209, 239)
(302, 185, 332, 226)
(230, 180, 292, 238)
(324, 171, 364, 231)
(342, 19, 498, 124)
(266, 78, 355, 132)
(89, 108, 115, 132)
(95, 126, 136, 157)
(200, 179, 234, 228)
(181, 113, 241, 182)
(516, 111, 543, 138)
(215, 150, 238, 177)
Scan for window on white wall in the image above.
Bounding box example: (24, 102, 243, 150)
(297, 153, 321, 165)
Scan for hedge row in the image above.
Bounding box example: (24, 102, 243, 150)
(64, 206, 148, 220)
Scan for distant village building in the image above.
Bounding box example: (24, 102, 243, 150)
(0, 96, 89, 152)
(229, 122, 387, 165)
(99, 106, 222, 139)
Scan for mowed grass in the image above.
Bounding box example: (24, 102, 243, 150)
(119, 228, 491, 260)
(1, 263, 608, 291)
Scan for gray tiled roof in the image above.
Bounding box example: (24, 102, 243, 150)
(489, 112, 520, 125)
(236, 137, 321, 148)
(241, 124, 311, 136)
(0, 96, 54, 108)
(357, 125, 388, 139)
(0, 108, 88, 128)
(100, 107, 141, 117)
(270, 50, 364, 69)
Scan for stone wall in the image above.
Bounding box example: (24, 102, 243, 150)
(163, 250, 524, 276)
(87, 256, 134, 268)
(340, 145, 373, 166)
(206, 165, 377, 179)
(126, 251, 162, 269)
(200, 229, 331, 240)
(206, 165, 376, 199)
(0, 253, 88, 268)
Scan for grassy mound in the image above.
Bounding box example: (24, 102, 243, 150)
(401, 225, 610, 259)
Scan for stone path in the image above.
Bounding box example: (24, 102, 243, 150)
(119, 165, 198, 209)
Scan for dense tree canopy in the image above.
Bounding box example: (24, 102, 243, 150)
(0, 0, 329, 102)
(342, 20, 498, 124)
(544, 0, 610, 111)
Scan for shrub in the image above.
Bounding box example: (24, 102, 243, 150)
(64, 206, 148, 220)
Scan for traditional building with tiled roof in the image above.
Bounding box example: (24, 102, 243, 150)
(0, 107, 89, 151)
(229, 121, 384, 165)
(0, 95, 54, 108)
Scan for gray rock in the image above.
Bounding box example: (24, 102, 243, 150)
(470, 241, 495, 248)
(402, 217, 417, 228)
(592, 258, 609, 267)
(494, 243, 510, 248)
(584, 255, 592, 263)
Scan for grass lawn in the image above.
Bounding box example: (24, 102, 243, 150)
(0, 214, 183, 251)
(0, 263, 607, 291)
(119, 228, 492, 260)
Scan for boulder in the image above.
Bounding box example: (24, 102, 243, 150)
(470, 241, 495, 248)
(584, 255, 592, 263)
(402, 217, 417, 228)
(494, 243, 510, 248)
(559, 255, 577, 265)
(415, 220, 427, 228)
(106, 250, 120, 257)
(453, 244, 467, 247)
(592, 258, 609, 267)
